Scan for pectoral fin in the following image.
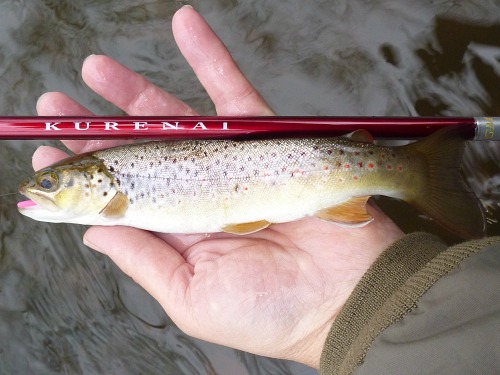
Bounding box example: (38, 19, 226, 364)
(99, 192, 128, 218)
(222, 220, 271, 235)
(315, 196, 373, 227)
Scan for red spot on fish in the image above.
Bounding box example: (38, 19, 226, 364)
(381, 154, 386, 159)
(398, 165, 403, 171)
(368, 163, 374, 169)
(358, 162, 363, 168)
(323, 165, 329, 170)
(344, 164, 350, 169)
(353, 176, 358, 180)
(387, 165, 393, 170)
(244, 187, 248, 191)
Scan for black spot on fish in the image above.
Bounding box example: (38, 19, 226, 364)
(131, 182, 135, 190)
(108, 166, 115, 172)
(98, 179, 102, 183)
(103, 192, 108, 196)
(114, 160, 118, 165)
(97, 168, 103, 173)
(131, 162, 134, 168)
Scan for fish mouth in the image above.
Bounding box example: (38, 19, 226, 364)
(17, 199, 38, 209)
(18, 182, 60, 212)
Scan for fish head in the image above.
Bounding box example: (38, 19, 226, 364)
(18, 155, 120, 223)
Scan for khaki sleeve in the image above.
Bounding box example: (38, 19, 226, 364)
(320, 233, 500, 375)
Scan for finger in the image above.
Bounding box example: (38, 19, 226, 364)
(36, 92, 134, 154)
(82, 55, 196, 116)
(172, 6, 274, 116)
(83, 226, 191, 315)
(32, 146, 70, 171)
(37, 92, 93, 117)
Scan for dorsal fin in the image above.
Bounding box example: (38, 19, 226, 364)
(346, 129, 374, 144)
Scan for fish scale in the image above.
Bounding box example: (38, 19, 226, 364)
(18, 127, 486, 238)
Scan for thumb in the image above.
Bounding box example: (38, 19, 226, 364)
(83, 226, 192, 315)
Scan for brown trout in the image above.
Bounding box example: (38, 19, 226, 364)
(18, 127, 486, 238)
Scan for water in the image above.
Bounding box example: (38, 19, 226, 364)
(0, 0, 499, 374)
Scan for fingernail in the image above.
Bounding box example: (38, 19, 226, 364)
(182, 4, 194, 9)
(83, 235, 103, 254)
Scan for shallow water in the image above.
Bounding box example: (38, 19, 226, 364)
(0, 0, 499, 374)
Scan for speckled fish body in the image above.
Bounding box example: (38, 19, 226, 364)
(18, 127, 486, 238)
(92, 137, 412, 231)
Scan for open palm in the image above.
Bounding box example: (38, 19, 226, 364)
(33, 6, 403, 368)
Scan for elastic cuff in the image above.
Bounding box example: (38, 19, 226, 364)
(319, 232, 447, 375)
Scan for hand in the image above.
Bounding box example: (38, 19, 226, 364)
(34, 6, 404, 369)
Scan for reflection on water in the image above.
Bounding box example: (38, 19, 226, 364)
(0, 0, 499, 374)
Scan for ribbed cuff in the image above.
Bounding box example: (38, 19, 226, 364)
(319, 232, 446, 375)
(320, 233, 500, 375)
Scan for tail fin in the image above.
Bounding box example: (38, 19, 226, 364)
(404, 125, 486, 239)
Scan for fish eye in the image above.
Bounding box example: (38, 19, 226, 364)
(38, 172, 58, 191)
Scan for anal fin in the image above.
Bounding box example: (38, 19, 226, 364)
(315, 196, 373, 227)
(222, 220, 271, 235)
(99, 192, 129, 218)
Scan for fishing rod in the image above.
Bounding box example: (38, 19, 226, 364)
(0, 116, 498, 140)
